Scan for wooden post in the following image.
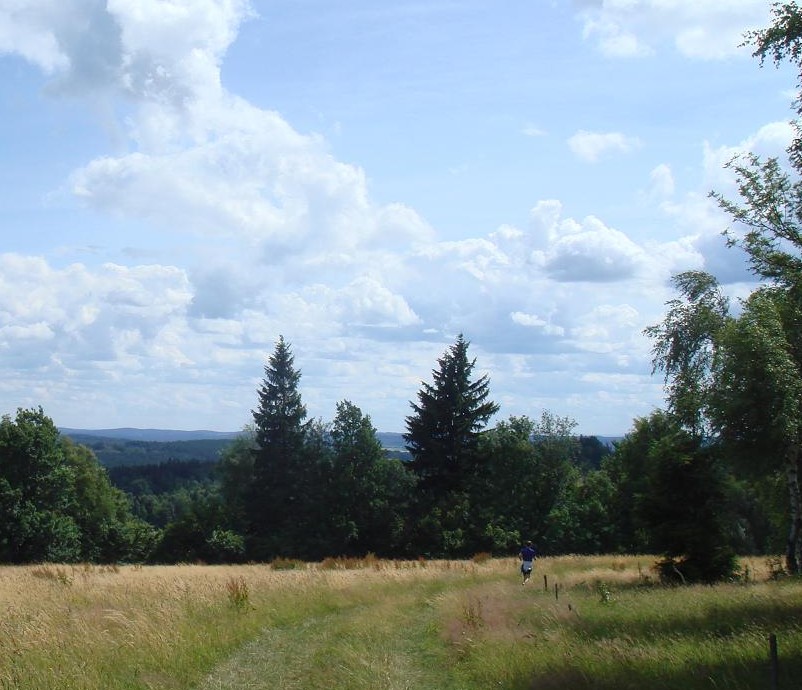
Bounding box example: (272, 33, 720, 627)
(544, 574, 548, 591)
(769, 633, 779, 690)
(554, 583, 559, 600)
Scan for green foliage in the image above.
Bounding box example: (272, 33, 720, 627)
(556, 469, 617, 554)
(641, 431, 738, 583)
(644, 271, 730, 437)
(252, 335, 308, 454)
(602, 411, 678, 554)
(248, 336, 313, 559)
(65, 435, 234, 468)
(404, 335, 499, 556)
(575, 434, 612, 471)
(405, 334, 499, 494)
(0, 408, 151, 564)
(207, 530, 246, 563)
(216, 427, 257, 535)
(62, 439, 156, 562)
(468, 412, 582, 556)
(646, 270, 802, 575)
(702, 3, 802, 573)
(745, 1, 802, 168)
(326, 400, 415, 556)
(713, 288, 802, 460)
(149, 489, 228, 563)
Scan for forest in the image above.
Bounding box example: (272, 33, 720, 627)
(2, 4, 802, 583)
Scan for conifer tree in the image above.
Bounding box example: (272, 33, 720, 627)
(248, 336, 310, 557)
(404, 334, 499, 494)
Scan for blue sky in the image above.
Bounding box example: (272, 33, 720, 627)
(0, 0, 796, 434)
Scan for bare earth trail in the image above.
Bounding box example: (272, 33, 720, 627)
(193, 576, 471, 690)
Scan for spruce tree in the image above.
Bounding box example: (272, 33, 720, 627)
(248, 336, 310, 557)
(404, 335, 499, 556)
(405, 334, 499, 493)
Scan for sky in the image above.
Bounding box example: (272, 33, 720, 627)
(0, 0, 797, 435)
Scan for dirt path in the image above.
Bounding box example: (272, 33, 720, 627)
(193, 579, 465, 690)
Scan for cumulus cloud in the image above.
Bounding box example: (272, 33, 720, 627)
(576, 0, 771, 60)
(0, 1, 73, 73)
(702, 121, 794, 193)
(568, 130, 642, 162)
(0, 254, 193, 370)
(335, 276, 421, 328)
(648, 120, 796, 285)
(511, 311, 565, 336)
(570, 304, 641, 353)
(529, 202, 649, 282)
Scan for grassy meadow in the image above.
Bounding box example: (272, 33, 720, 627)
(0, 555, 800, 689)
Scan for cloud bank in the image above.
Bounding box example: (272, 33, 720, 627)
(0, 0, 788, 435)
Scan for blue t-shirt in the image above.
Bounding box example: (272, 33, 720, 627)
(520, 545, 537, 561)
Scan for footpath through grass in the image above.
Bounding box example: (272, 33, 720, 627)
(196, 573, 472, 690)
(1, 556, 801, 689)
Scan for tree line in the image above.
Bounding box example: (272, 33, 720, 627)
(0, 328, 788, 582)
(2, 5, 802, 581)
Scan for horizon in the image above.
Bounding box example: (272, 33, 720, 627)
(59, 426, 625, 440)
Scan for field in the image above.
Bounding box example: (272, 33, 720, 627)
(0, 555, 800, 689)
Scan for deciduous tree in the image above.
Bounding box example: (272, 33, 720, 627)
(327, 400, 414, 556)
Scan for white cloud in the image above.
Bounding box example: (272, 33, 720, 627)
(529, 203, 649, 282)
(522, 123, 547, 137)
(648, 163, 675, 198)
(570, 304, 641, 353)
(511, 311, 565, 336)
(581, 14, 651, 58)
(335, 276, 421, 328)
(702, 121, 795, 192)
(576, 0, 771, 60)
(0, 254, 194, 372)
(0, 1, 72, 73)
(568, 130, 642, 162)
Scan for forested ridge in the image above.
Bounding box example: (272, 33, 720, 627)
(3, 5, 802, 581)
(63, 436, 235, 468)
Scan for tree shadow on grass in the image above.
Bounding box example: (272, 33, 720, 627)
(568, 584, 802, 642)
(526, 653, 802, 690)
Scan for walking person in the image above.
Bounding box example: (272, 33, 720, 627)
(519, 540, 537, 584)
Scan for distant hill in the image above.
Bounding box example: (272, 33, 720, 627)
(59, 428, 411, 467)
(61, 435, 236, 468)
(59, 428, 617, 467)
(60, 427, 240, 442)
(376, 431, 405, 449)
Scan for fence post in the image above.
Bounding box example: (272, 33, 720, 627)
(544, 574, 548, 592)
(769, 633, 778, 690)
(554, 583, 559, 600)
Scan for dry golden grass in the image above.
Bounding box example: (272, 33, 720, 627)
(0, 559, 488, 689)
(0, 555, 792, 690)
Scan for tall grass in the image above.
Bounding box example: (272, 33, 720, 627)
(0, 556, 799, 689)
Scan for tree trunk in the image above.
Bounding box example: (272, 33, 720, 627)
(784, 449, 802, 574)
